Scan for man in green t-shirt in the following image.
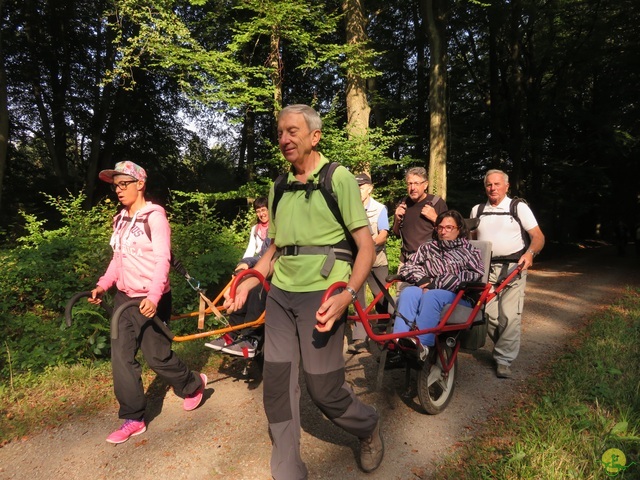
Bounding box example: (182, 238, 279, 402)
(225, 104, 384, 478)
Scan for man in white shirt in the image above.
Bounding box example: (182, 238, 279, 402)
(349, 173, 390, 353)
(471, 169, 545, 378)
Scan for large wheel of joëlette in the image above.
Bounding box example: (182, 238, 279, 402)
(417, 344, 457, 415)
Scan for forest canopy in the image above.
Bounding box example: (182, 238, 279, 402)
(1, 0, 638, 243)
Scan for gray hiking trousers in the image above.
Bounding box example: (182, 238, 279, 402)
(263, 285, 379, 480)
(486, 263, 528, 366)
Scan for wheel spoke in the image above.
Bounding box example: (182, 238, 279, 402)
(427, 364, 442, 386)
(434, 377, 449, 392)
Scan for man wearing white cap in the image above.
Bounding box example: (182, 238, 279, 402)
(348, 173, 390, 353)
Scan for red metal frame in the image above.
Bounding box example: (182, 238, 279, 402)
(322, 264, 523, 372)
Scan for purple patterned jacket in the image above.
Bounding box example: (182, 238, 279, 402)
(399, 238, 484, 291)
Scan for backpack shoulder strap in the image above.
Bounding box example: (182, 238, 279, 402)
(473, 197, 531, 257)
(271, 162, 358, 257)
(272, 162, 338, 219)
(509, 197, 527, 218)
(113, 211, 152, 239)
(509, 197, 531, 249)
(320, 161, 340, 195)
(142, 216, 152, 240)
(316, 162, 358, 254)
(271, 171, 290, 220)
(120, 210, 181, 270)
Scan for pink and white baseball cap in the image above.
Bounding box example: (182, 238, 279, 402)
(98, 161, 147, 183)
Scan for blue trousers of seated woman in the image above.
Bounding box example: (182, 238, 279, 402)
(393, 287, 472, 347)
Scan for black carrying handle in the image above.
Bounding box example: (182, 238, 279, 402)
(64, 291, 113, 327)
(64, 291, 174, 341)
(110, 298, 175, 341)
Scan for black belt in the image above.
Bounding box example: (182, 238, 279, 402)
(276, 240, 353, 278)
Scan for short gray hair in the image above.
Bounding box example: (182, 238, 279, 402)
(278, 104, 322, 131)
(484, 169, 509, 185)
(406, 166, 427, 181)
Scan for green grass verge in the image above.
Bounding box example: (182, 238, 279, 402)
(0, 339, 226, 445)
(433, 287, 640, 479)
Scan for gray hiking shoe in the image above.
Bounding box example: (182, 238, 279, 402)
(360, 417, 384, 472)
(496, 364, 512, 379)
(204, 336, 230, 351)
(222, 339, 257, 358)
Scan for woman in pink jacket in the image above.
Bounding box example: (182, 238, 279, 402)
(89, 161, 207, 444)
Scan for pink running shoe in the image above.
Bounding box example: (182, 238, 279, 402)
(183, 373, 208, 411)
(106, 418, 146, 444)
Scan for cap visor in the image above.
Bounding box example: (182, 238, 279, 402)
(98, 170, 118, 183)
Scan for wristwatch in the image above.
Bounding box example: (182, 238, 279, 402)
(527, 249, 537, 257)
(345, 286, 358, 304)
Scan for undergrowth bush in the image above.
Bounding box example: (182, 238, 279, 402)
(0, 191, 251, 377)
(385, 234, 401, 275)
(1, 186, 398, 378)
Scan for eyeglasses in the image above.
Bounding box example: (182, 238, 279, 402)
(111, 180, 137, 191)
(436, 225, 458, 232)
(407, 181, 427, 187)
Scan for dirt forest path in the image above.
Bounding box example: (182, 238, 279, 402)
(1, 246, 639, 480)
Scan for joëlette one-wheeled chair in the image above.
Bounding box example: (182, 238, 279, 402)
(323, 240, 523, 414)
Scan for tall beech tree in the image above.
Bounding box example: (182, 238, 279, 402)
(421, 0, 449, 199)
(342, 0, 374, 174)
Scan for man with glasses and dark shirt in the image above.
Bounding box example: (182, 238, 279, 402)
(392, 167, 448, 264)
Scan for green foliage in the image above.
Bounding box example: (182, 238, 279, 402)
(385, 234, 401, 275)
(148, 190, 248, 333)
(109, 0, 351, 112)
(0, 192, 114, 377)
(1, 193, 112, 316)
(0, 190, 253, 376)
(5, 0, 640, 246)
(320, 110, 405, 172)
(434, 287, 640, 479)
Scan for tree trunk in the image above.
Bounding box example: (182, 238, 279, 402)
(245, 108, 256, 180)
(527, 78, 544, 204)
(422, 0, 448, 199)
(413, 0, 428, 159)
(24, 0, 70, 189)
(342, 0, 371, 172)
(270, 29, 283, 116)
(0, 0, 7, 213)
(84, 14, 118, 207)
(506, 0, 524, 193)
(488, 3, 504, 166)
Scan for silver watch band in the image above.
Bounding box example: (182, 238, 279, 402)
(345, 286, 358, 304)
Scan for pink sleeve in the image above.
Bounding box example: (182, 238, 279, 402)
(145, 211, 172, 306)
(97, 258, 118, 292)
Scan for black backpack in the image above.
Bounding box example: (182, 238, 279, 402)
(474, 197, 531, 259)
(272, 164, 409, 314)
(271, 162, 357, 257)
(111, 210, 186, 275)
